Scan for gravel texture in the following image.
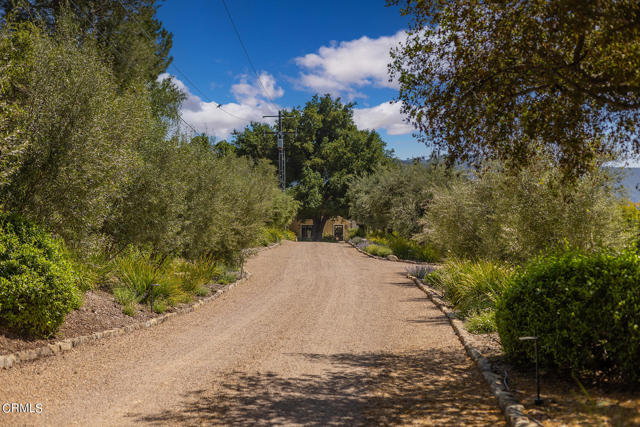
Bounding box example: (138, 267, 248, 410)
(0, 241, 503, 426)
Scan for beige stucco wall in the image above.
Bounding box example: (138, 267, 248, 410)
(290, 216, 356, 240)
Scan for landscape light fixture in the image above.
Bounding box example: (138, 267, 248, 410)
(519, 335, 544, 405)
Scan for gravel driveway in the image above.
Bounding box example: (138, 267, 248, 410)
(0, 241, 504, 426)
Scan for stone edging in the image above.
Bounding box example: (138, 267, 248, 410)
(0, 242, 281, 370)
(407, 275, 536, 427)
(348, 241, 435, 265)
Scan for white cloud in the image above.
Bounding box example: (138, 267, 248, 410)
(294, 31, 406, 98)
(353, 101, 413, 135)
(158, 72, 283, 139)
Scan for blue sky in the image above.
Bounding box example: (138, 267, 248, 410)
(156, 0, 431, 160)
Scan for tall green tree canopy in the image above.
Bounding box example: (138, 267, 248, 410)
(2, 0, 172, 86)
(389, 0, 640, 175)
(234, 95, 392, 239)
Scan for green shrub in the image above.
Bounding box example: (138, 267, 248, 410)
(419, 158, 629, 263)
(322, 234, 337, 242)
(256, 227, 294, 246)
(347, 227, 365, 239)
(283, 230, 297, 241)
(194, 286, 209, 297)
(152, 299, 168, 314)
(496, 248, 640, 382)
(0, 213, 81, 336)
(215, 267, 239, 285)
(426, 259, 511, 320)
(364, 244, 393, 257)
(386, 234, 441, 262)
(465, 310, 497, 334)
(113, 287, 137, 316)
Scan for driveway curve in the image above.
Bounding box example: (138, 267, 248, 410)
(0, 241, 503, 426)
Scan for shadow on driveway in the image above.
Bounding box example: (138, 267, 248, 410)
(130, 348, 504, 426)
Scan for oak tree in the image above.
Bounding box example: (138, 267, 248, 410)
(389, 0, 640, 175)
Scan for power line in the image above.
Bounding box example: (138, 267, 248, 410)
(115, 0, 252, 123)
(68, 0, 199, 135)
(220, 0, 273, 102)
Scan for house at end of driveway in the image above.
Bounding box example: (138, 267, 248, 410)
(290, 216, 357, 241)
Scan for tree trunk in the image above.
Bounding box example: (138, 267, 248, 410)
(311, 216, 328, 241)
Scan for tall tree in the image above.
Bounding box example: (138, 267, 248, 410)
(388, 0, 640, 175)
(1, 0, 173, 87)
(234, 95, 392, 240)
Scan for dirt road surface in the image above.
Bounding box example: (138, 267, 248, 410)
(0, 242, 504, 426)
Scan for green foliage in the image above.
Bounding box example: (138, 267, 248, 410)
(113, 287, 137, 316)
(0, 213, 81, 337)
(364, 244, 393, 258)
(465, 311, 497, 335)
(268, 189, 300, 229)
(496, 248, 640, 382)
(385, 234, 440, 262)
(172, 256, 221, 294)
(256, 227, 297, 246)
(215, 268, 239, 285)
(0, 17, 150, 251)
(366, 233, 439, 262)
(113, 248, 184, 305)
(2, 0, 174, 88)
(347, 227, 365, 239)
(152, 299, 168, 314)
(235, 94, 392, 239)
(620, 200, 640, 250)
(349, 160, 453, 237)
(419, 158, 629, 263)
(426, 259, 512, 322)
(389, 0, 640, 175)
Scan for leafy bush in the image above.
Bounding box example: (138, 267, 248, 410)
(347, 227, 365, 239)
(385, 234, 441, 262)
(426, 259, 512, 323)
(348, 160, 453, 237)
(256, 227, 295, 246)
(283, 230, 297, 241)
(420, 158, 629, 263)
(465, 311, 497, 334)
(216, 268, 239, 285)
(364, 244, 393, 257)
(496, 248, 640, 382)
(0, 213, 81, 336)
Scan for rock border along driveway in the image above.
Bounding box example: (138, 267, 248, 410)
(407, 275, 536, 427)
(349, 242, 535, 427)
(0, 243, 280, 370)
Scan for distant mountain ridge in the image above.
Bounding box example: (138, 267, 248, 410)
(618, 167, 640, 203)
(398, 159, 640, 203)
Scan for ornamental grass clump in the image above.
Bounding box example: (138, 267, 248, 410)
(113, 248, 186, 313)
(425, 258, 512, 332)
(496, 248, 640, 383)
